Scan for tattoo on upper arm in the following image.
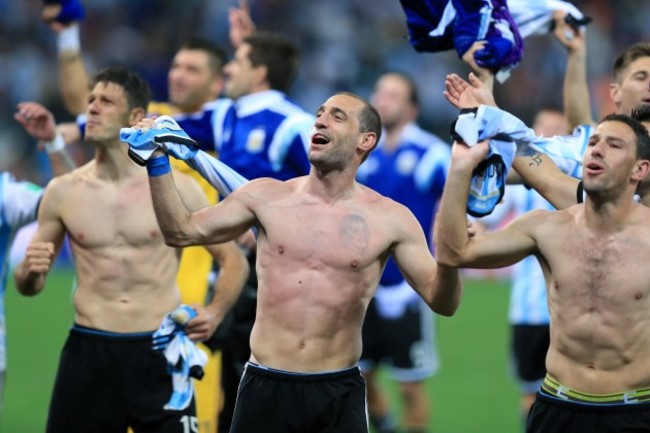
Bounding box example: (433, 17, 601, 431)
(528, 153, 544, 167)
(339, 214, 369, 254)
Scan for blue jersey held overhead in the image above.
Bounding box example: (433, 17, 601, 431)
(356, 123, 451, 286)
(174, 90, 315, 181)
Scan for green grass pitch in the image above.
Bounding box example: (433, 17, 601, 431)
(2, 270, 520, 433)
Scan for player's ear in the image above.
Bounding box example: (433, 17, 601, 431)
(255, 64, 268, 88)
(359, 131, 377, 153)
(609, 82, 621, 106)
(128, 107, 147, 126)
(632, 159, 650, 182)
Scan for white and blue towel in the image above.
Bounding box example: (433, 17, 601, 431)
(183, 151, 249, 198)
(120, 116, 199, 165)
(452, 107, 517, 216)
(153, 305, 208, 411)
(121, 117, 249, 197)
(452, 105, 585, 215)
(508, 0, 590, 39)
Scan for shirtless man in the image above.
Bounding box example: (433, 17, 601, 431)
(435, 114, 650, 432)
(13, 67, 248, 433)
(134, 92, 462, 433)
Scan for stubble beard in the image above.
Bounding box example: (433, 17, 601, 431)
(310, 144, 352, 173)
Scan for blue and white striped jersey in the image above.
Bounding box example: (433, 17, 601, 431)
(0, 172, 42, 371)
(507, 186, 555, 324)
(356, 123, 450, 286)
(480, 185, 554, 324)
(174, 90, 315, 181)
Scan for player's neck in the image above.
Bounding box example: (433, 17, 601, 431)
(307, 167, 357, 202)
(584, 190, 637, 232)
(92, 141, 141, 180)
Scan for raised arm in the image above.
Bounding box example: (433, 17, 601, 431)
(554, 12, 594, 129)
(42, 4, 90, 116)
(14, 178, 68, 296)
(435, 141, 539, 269)
(228, 0, 256, 49)
(171, 170, 250, 341)
(511, 152, 581, 209)
(147, 150, 257, 248)
(14, 102, 76, 175)
(388, 205, 462, 317)
(444, 73, 582, 210)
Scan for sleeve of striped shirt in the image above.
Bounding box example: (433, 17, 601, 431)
(1, 173, 42, 230)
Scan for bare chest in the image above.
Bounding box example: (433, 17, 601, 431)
(257, 203, 390, 271)
(61, 181, 163, 248)
(541, 225, 650, 306)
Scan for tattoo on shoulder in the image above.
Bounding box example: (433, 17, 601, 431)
(340, 214, 369, 254)
(528, 153, 544, 167)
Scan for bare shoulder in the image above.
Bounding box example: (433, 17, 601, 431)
(43, 161, 94, 198)
(235, 176, 297, 200)
(357, 184, 420, 227)
(506, 205, 571, 231)
(631, 202, 650, 226)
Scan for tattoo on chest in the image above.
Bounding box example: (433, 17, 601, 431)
(528, 153, 543, 167)
(339, 214, 369, 254)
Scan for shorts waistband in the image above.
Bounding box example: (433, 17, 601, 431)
(244, 362, 361, 383)
(71, 323, 155, 340)
(541, 374, 650, 405)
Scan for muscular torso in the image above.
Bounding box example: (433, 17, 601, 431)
(534, 206, 650, 392)
(55, 164, 181, 332)
(245, 179, 398, 371)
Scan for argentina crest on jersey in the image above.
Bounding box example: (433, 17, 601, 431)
(245, 127, 266, 153)
(396, 150, 418, 175)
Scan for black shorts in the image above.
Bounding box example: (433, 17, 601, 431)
(527, 390, 650, 433)
(360, 295, 438, 381)
(512, 324, 550, 392)
(230, 363, 368, 433)
(46, 324, 196, 433)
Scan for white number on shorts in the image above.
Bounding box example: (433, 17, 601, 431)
(180, 415, 198, 433)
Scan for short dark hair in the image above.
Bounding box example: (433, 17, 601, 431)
(243, 32, 299, 93)
(91, 67, 151, 111)
(178, 38, 227, 77)
(612, 42, 650, 83)
(335, 91, 382, 162)
(600, 113, 650, 161)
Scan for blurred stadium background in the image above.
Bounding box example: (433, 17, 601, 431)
(1, 1, 649, 432)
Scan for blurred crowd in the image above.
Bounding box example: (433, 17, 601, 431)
(1, 0, 648, 185)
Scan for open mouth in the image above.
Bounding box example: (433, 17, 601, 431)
(585, 161, 605, 175)
(311, 133, 330, 146)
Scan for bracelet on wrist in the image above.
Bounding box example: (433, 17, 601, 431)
(146, 155, 171, 177)
(57, 24, 81, 53)
(43, 133, 66, 154)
